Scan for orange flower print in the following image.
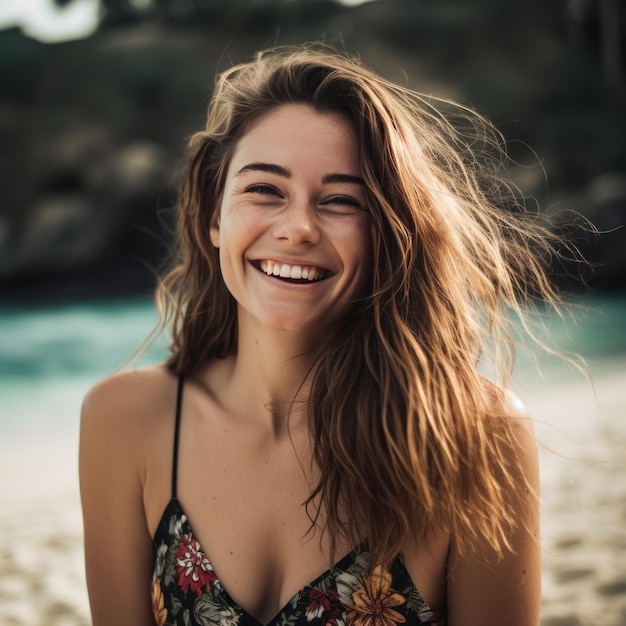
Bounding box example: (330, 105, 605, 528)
(349, 565, 406, 626)
(151, 581, 167, 626)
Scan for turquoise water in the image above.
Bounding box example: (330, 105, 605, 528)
(0, 298, 168, 443)
(0, 293, 624, 443)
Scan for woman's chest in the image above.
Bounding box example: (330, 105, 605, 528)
(148, 412, 356, 623)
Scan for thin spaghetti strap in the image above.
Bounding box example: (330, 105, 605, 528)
(171, 374, 184, 500)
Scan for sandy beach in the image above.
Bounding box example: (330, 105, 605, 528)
(0, 358, 625, 626)
(529, 359, 626, 626)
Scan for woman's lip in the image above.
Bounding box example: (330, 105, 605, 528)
(253, 259, 332, 282)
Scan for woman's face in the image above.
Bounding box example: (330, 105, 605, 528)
(210, 103, 372, 339)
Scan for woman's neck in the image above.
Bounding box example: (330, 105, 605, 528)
(204, 318, 327, 438)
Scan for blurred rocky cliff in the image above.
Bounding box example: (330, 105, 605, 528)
(1, 0, 625, 301)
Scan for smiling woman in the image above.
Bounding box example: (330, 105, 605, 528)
(79, 44, 565, 626)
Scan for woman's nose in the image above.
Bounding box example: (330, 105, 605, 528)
(272, 200, 321, 246)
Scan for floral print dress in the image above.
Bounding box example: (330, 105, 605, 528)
(151, 498, 445, 626)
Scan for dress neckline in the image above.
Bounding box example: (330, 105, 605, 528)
(154, 497, 371, 626)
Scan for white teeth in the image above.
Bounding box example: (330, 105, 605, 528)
(258, 260, 324, 281)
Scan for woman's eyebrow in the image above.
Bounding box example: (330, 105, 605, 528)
(235, 162, 291, 177)
(322, 173, 365, 186)
(235, 163, 365, 187)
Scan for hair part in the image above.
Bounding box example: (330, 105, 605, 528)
(157, 44, 568, 567)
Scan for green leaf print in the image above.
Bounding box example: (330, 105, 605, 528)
(277, 610, 300, 626)
(171, 596, 183, 618)
(194, 592, 241, 626)
(404, 584, 433, 622)
(182, 608, 191, 626)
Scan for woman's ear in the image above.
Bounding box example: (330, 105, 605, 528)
(209, 208, 220, 248)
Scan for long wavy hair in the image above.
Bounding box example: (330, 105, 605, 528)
(157, 45, 564, 567)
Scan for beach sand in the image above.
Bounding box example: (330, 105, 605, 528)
(0, 360, 625, 626)
(0, 441, 90, 625)
(528, 359, 626, 626)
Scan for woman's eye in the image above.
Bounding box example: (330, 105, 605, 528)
(321, 196, 363, 210)
(246, 184, 281, 196)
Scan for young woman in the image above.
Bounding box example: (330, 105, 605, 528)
(79, 45, 553, 626)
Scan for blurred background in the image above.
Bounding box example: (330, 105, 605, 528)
(0, 1, 625, 625)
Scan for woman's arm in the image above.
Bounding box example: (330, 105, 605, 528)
(79, 372, 158, 626)
(446, 407, 541, 626)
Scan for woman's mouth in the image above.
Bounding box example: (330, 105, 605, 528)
(256, 260, 329, 282)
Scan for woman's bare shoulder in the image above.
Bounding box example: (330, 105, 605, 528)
(82, 364, 176, 422)
(80, 364, 180, 460)
(80, 365, 179, 500)
(483, 379, 534, 429)
(482, 382, 538, 477)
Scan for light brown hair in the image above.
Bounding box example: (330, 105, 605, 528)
(157, 44, 564, 567)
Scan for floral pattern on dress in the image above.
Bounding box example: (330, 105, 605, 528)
(152, 499, 445, 626)
(349, 566, 406, 626)
(175, 532, 218, 595)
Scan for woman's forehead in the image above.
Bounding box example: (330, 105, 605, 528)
(227, 104, 362, 178)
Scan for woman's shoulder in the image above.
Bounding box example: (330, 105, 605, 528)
(502, 388, 536, 441)
(81, 364, 178, 441)
(482, 381, 537, 461)
(477, 385, 540, 535)
(79, 364, 180, 508)
(483, 379, 533, 426)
